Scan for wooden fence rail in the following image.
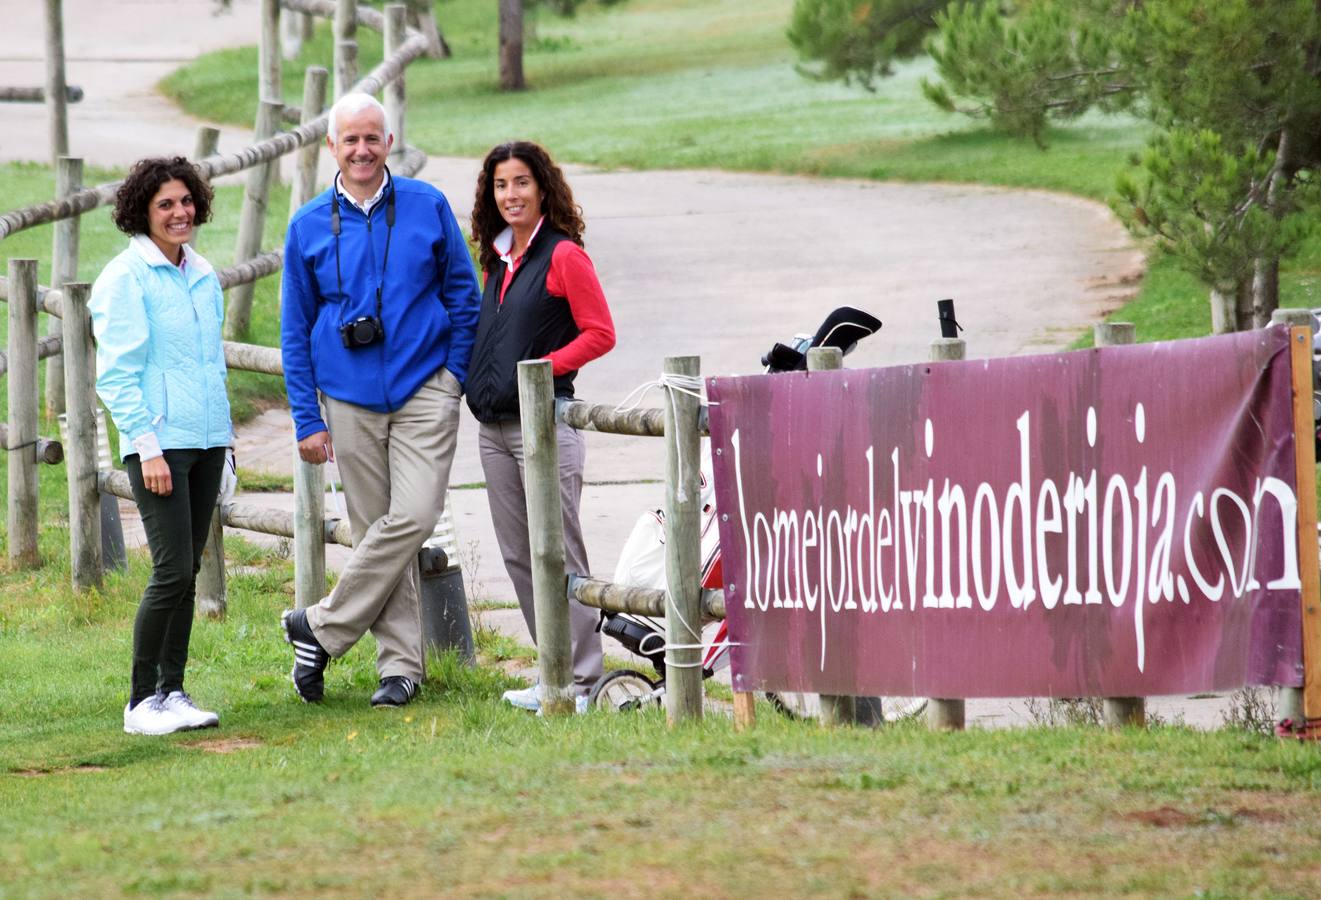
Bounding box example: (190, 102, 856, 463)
(97, 468, 353, 548)
(0, 28, 428, 242)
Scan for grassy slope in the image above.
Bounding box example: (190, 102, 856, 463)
(2, 559, 1321, 896)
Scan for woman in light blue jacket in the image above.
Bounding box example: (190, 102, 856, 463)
(89, 157, 233, 736)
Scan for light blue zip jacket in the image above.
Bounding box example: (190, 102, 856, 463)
(89, 235, 233, 461)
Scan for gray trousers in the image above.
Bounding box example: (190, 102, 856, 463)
(478, 418, 603, 692)
(308, 368, 462, 683)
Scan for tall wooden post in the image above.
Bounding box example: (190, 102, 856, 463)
(518, 360, 574, 716)
(61, 282, 101, 591)
(259, 0, 281, 103)
(7, 259, 41, 567)
(1094, 322, 1146, 728)
(290, 67, 329, 222)
(225, 100, 282, 340)
(281, 6, 309, 60)
(805, 347, 859, 726)
(384, 4, 407, 164)
(406, 0, 448, 58)
(335, 40, 359, 101)
(193, 125, 221, 166)
(1274, 308, 1321, 724)
(293, 449, 326, 610)
(927, 336, 967, 731)
(196, 511, 227, 619)
(43, 0, 69, 163)
(334, 0, 359, 98)
(45, 155, 82, 417)
(662, 355, 704, 725)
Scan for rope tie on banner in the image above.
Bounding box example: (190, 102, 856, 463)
(614, 373, 712, 503)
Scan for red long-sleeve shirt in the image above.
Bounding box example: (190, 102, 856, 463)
(493, 239, 616, 376)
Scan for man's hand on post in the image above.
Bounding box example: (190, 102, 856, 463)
(298, 431, 334, 465)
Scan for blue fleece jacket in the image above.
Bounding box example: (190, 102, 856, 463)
(281, 175, 481, 441)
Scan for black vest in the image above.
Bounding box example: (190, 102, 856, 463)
(465, 227, 582, 423)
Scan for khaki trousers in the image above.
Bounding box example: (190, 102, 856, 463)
(308, 368, 462, 683)
(478, 418, 603, 692)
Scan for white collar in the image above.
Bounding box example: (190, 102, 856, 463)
(335, 168, 391, 216)
(494, 217, 546, 273)
(130, 233, 214, 279)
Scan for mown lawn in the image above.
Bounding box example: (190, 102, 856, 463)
(3, 535, 1321, 897)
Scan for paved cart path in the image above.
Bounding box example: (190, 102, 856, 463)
(5, 0, 1241, 729)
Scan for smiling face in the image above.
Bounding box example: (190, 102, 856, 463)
(329, 105, 392, 200)
(492, 157, 543, 233)
(145, 179, 195, 263)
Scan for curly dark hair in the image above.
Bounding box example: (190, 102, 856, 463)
(112, 156, 213, 236)
(471, 141, 585, 274)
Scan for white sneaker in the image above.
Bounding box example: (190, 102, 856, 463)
(504, 683, 589, 714)
(501, 683, 541, 711)
(123, 694, 191, 735)
(161, 691, 219, 729)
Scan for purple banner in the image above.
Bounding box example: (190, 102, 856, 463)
(706, 327, 1304, 698)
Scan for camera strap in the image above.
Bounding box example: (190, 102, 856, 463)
(332, 167, 396, 331)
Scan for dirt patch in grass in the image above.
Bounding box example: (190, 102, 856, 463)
(11, 764, 108, 777)
(182, 737, 264, 754)
(1126, 806, 1199, 828)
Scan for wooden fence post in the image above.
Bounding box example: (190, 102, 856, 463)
(259, 0, 281, 103)
(518, 360, 575, 715)
(334, 0, 359, 99)
(384, 4, 407, 165)
(406, 0, 448, 58)
(1273, 308, 1320, 724)
(197, 512, 227, 619)
(7, 259, 40, 567)
(663, 355, 704, 725)
(281, 6, 310, 60)
(293, 448, 326, 610)
(61, 282, 101, 591)
(927, 336, 967, 731)
(336, 40, 359, 102)
(45, 155, 82, 417)
(1093, 322, 1146, 728)
(193, 125, 221, 166)
(225, 99, 283, 340)
(290, 67, 329, 221)
(43, 0, 69, 163)
(806, 346, 859, 727)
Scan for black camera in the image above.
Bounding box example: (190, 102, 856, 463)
(340, 315, 384, 349)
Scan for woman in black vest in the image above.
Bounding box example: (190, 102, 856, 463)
(468, 142, 616, 713)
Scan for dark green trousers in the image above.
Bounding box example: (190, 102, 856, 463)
(125, 447, 227, 706)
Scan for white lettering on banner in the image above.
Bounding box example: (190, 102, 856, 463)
(726, 402, 1301, 674)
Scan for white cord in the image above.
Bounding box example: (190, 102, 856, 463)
(614, 372, 711, 503)
(327, 460, 346, 518)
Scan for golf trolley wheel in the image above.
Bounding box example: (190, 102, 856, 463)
(588, 669, 661, 712)
(765, 692, 927, 724)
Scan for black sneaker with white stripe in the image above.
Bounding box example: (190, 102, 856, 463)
(370, 676, 418, 708)
(281, 607, 329, 703)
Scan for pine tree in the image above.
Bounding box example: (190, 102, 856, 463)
(791, 0, 1321, 332)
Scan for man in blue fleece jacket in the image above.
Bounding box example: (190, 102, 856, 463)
(280, 92, 481, 708)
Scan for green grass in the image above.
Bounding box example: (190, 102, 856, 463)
(166, 0, 1148, 199)
(3, 537, 1321, 896)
